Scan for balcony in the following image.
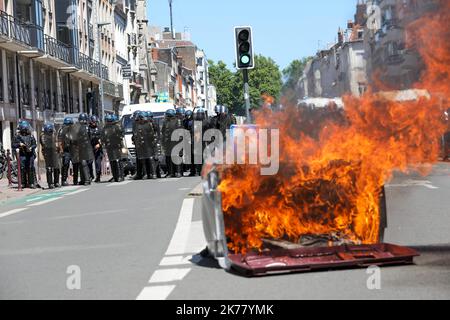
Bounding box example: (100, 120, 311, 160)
(73, 50, 109, 83)
(35, 35, 75, 69)
(0, 10, 43, 53)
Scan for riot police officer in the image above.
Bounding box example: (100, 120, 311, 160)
(40, 123, 61, 189)
(74, 113, 94, 186)
(190, 108, 209, 176)
(103, 114, 125, 183)
(132, 111, 157, 180)
(209, 105, 220, 130)
(217, 105, 237, 139)
(12, 120, 37, 189)
(58, 117, 74, 186)
(162, 109, 184, 178)
(89, 115, 103, 183)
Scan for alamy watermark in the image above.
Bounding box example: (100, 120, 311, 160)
(66, 265, 81, 290)
(366, 265, 381, 290)
(169, 123, 280, 176)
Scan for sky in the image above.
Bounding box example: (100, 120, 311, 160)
(147, 0, 359, 71)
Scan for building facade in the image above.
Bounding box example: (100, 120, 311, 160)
(364, 0, 440, 91)
(298, 20, 368, 99)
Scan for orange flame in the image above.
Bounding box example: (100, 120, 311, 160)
(218, 1, 449, 254)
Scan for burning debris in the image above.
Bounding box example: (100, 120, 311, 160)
(218, 1, 449, 255)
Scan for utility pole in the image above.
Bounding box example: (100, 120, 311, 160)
(243, 69, 251, 123)
(169, 0, 175, 39)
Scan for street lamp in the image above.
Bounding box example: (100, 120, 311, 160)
(97, 22, 111, 121)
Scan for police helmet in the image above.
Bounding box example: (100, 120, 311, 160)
(79, 113, 89, 124)
(105, 114, 114, 123)
(194, 108, 207, 121)
(176, 107, 186, 116)
(90, 115, 99, 125)
(63, 117, 74, 126)
(219, 105, 229, 115)
(18, 120, 31, 133)
(165, 109, 176, 118)
(43, 123, 55, 133)
(185, 110, 193, 119)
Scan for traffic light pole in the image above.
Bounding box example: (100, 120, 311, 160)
(243, 69, 251, 124)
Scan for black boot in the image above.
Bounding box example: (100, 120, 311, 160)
(80, 161, 91, 186)
(175, 164, 182, 178)
(61, 165, 69, 186)
(145, 159, 153, 179)
(72, 163, 79, 185)
(46, 168, 54, 189)
(111, 160, 119, 182)
(54, 168, 60, 188)
(28, 169, 36, 189)
(118, 161, 125, 182)
(134, 159, 144, 180)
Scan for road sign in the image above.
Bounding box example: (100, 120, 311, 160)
(122, 64, 132, 79)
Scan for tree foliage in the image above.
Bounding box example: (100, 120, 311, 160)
(208, 55, 282, 115)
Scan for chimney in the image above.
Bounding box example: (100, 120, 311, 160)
(347, 20, 354, 29)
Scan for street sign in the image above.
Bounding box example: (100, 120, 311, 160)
(122, 64, 132, 79)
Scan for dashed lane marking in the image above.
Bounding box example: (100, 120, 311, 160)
(107, 181, 133, 187)
(159, 256, 193, 267)
(386, 179, 439, 189)
(27, 197, 63, 207)
(64, 189, 89, 196)
(148, 268, 191, 284)
(136, 285, 176, 300)
(0, 208, 28, 219)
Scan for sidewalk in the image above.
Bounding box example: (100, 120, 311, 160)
(0, 178, 44, 205)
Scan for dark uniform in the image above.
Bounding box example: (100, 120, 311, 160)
(190, 109, 210, 176)
(89, 116, 103, 183)
(58, 118, 73, 186)
(74, 114, 94, 185)
(67, 121, 81, 185)
(216, 106, 237, 139)
(40, 124, 61, 189)
(12, 121, 37, 189)
(102, 115, 125, 182)
(132, 112, 158, 180)
(161, 109, 184, 178)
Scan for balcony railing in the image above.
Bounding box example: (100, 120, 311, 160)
(44, 35, 72, 64)
(9, 17, 31, 45)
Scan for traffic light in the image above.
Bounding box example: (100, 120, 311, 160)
(234, 26, 254, 70)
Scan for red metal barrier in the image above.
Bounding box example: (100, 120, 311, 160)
(16, 149, 22, 191)
(6, 149, 12, 187)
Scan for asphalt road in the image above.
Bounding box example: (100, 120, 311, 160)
(0, 163, 449, 300)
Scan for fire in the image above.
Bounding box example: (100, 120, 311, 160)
(218, 1, 449, 254)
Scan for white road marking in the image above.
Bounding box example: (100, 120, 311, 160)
(65, 189, 89, 196)
(0, 208, 28, 219)
(107, 181, 132, 187)
(27, 197, 62, 207)
(184, 221, 207, 254)
(60, 186, 82, 192)
(179, 188, 191, 191)
(149, 268, 191, 283)
(158, 178, 182, 183)
(136, 285, 176, 300)
(165, 198, 195, 256)
(160, 255, 193, 267)
(386, 180, 439, 189)
(26, 197, 43, 202)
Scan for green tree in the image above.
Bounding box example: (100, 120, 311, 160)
(282, 57, 312, 92)
(281, 57, 312, 105)
(233, 55, 283, 114)
(207, 60, 237, 109)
